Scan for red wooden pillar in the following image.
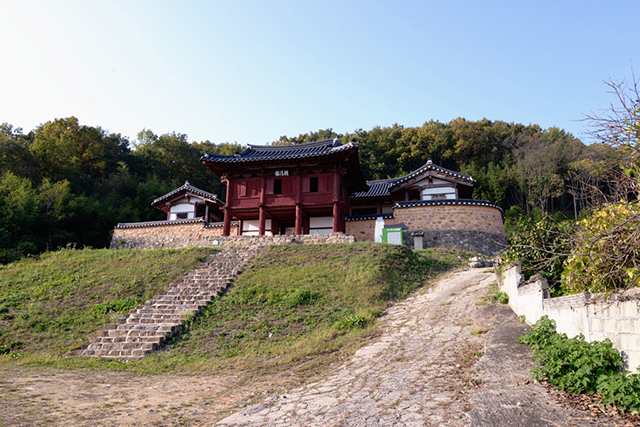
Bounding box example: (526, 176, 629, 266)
(259, 174, 266, 235)
(259, 207, 266, 235)
(332, 166, 341, 233)
(223, 208, 231, 236)
(295, 168, 303, 235)
(222, 174, 232, 236)
(295, 204, 303, 235)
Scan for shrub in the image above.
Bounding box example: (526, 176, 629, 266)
(504, 214, 573, 296)
(518, 316, 623, 394)
(562, 201, 640, 294)
(518, 316, 640, 413)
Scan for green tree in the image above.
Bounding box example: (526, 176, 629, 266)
(273, 128, 339, 145)
(29, 117, 130, 188)
(0, 123, 35, 179)
(0, 171, 41, 262)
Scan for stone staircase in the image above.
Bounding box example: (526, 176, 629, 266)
(80, 246, 263, 360)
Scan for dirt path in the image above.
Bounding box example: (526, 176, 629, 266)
(0, 268, 616, 426)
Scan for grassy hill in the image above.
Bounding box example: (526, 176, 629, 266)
(0, 243, 464, 376)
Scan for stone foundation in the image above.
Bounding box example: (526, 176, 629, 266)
(111, 219, 355, 249)
(110, 219, 239, 249)
(346, 202, 507, 255)
(112, 201, 506, 254)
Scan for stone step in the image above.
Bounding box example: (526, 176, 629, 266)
(159, 288, 220, 296)
(144, 304, 206, 312)
(88, 335, 165, 345)
(154, 293, 218, 301)
(122, 317, 184, 325)
(136, 311, 191, 318)
(135, 307, 200, 316)
(110, 322, 180, 334)
(86, 341, 159, 352)
(94, 328, 168, 339)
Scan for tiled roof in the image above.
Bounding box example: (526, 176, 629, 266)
(151, 181, 223, 207)
(350, 179, 394, 199)
(116, 218, 205, 229)
(201, 138, 356, 164)
(390, 159, 474, 189)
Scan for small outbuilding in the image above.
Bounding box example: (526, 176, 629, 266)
(151, 181, 224, 222)
(349, 158, 474, 215)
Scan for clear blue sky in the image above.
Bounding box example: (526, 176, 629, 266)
(1, 1, 638, 146)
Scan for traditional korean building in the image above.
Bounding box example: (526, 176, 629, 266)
(200, 138, 369, 236)
(349, 158, 475, 215)
(111, 139, 507, 254)
(151, 180, 224, 222)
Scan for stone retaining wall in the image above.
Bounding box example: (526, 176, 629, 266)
(346, 204, 507, 255)
(113, 203, 506, 254)
(500, 262, 640, 371)
(110, 221, 239, 249)
(111, 220, 355, 249)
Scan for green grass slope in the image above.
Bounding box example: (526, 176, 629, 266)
(0, 243, 464, 375)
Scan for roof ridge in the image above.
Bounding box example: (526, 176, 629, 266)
(247, 138, 339, 151)
(390, 160, 475, 188)
(151, 182, 220, 206)
(365, 178, 395, 184)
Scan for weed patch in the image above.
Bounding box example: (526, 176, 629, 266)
(518, 315, 640, 413)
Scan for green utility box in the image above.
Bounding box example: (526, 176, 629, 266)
(382, 227, 403, 245)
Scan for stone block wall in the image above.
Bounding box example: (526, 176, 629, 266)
(393, 204, 504, 235)
(346, 204, 507, 255)
(110, 220, 354, 250)
(500, 262, 640, 371)
(346, 218, 377, 242)
(110, 221, 239, 249)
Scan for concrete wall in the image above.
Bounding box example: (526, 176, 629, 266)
(110, 220, 354, 249)
(500, 262, 640, 371)
(346, 204, 507, 255)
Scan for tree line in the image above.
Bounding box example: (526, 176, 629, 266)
(0, 114, 617, 264)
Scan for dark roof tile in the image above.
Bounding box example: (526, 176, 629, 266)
(201, 138, 354, 164)
(351, 179, 394, 198)
(151, 181, 223, 207)
(390, 159, 474, 188)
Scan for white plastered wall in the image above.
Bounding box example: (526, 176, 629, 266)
(309, 216, 333, 234)
(169, 198, 195, 220)
(242, 219, 273, 236)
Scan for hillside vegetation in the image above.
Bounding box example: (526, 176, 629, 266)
(0, 243, 464, 377)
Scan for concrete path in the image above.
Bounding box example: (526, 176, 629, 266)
(217, 268, 603, 427)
